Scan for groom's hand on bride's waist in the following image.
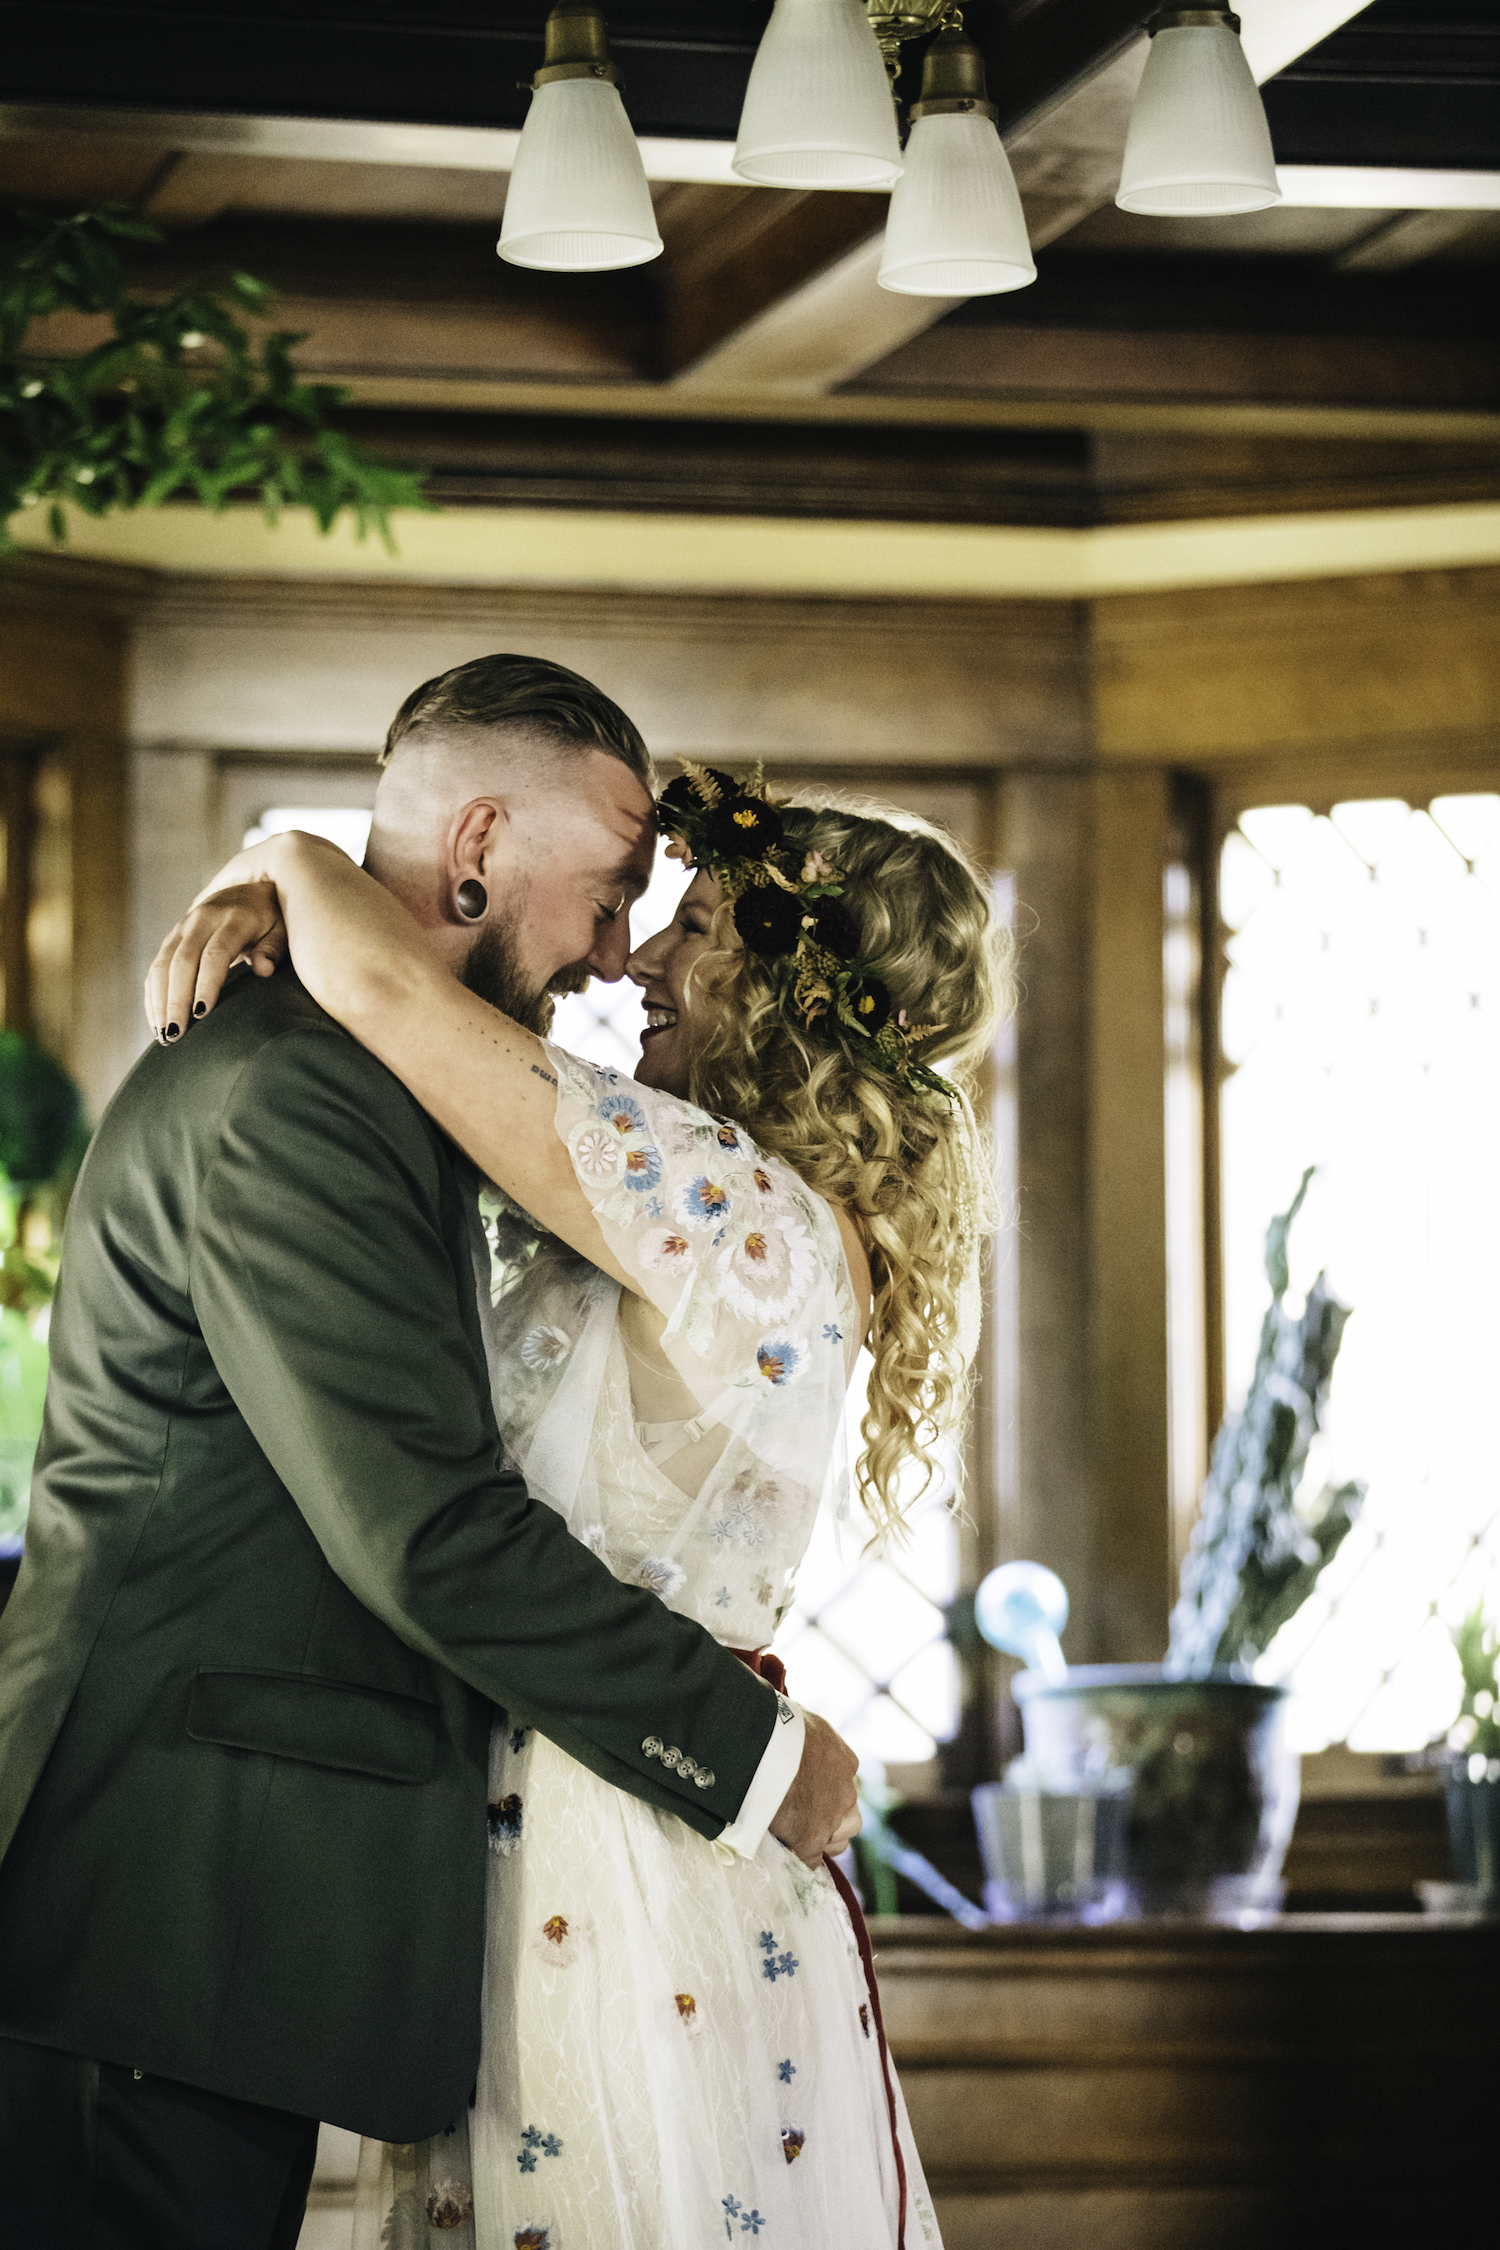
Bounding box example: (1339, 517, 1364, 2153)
(769, 1713, 861, 1867)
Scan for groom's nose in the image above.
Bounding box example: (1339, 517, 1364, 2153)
(586, 911, 633, 983)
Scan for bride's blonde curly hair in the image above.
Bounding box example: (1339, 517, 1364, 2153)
(680, 788, 1012, 1538)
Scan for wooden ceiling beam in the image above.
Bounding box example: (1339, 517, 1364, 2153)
(669, 0, 1376, 401)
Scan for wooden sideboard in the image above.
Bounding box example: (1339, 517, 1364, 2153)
(872, 1915, 1497, 2250)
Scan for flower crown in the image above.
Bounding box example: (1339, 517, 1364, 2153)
(655, 762, 950, 1098)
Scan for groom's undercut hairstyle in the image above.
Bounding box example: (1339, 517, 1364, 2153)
(381, 654, 652, 784)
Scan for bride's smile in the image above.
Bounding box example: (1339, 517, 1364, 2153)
(627, 868, 721, 1096)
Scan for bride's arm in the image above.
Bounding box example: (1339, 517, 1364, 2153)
(147, 832, 637, 1291)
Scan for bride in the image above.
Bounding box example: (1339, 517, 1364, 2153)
(149, 764, 1006, 2250)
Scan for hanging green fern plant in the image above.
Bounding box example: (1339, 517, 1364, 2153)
(0, 205, 432, 549)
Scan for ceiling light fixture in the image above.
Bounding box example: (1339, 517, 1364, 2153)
(497, 1, 663, 271)
(878, 16, 1035, 296)
(733, 0, 903, 189)
(1116, 8, 1281, 217)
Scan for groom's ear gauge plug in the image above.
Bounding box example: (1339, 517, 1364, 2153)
(456, 879, 488, 922)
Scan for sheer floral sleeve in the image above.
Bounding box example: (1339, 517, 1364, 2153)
(469, 1047, 856, 1649)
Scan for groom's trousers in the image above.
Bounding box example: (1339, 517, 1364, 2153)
(0, 2035, 319, 2248)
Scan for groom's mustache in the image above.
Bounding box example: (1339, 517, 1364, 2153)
(546, 964, 592, 998)
(460, 919, 593, 1034)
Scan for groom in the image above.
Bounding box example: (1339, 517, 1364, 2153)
(0, 654, 860, 2247)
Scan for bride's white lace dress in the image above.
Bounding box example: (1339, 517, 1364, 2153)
(354, 1048, 942, 2250)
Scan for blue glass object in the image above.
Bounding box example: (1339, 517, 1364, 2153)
(975, 1560, 1069, 1681)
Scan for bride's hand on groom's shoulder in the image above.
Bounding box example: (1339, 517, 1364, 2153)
(769, 1711, 862, 1869)
(146, 879, 289, 1044)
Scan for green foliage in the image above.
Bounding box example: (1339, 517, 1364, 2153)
(0, 1027, 83, 1187)
(0, 1307, 49, 1545)
(1447, 1606, 1500, 1761)
(0, 206, 433, 548)
(1167, 1167, 1366, 1677)
(0, 1036, 88, 1545)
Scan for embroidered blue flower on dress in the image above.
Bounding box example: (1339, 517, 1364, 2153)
(680, 1174, 732, 1227)
(741, 2214, 766, 2236)
(621, 1143, 662, 1192)
(600, 1094, 648, 1137)
(776, 1950, 799, 1978)
(722, 2196, 742, 2237)
(759, 1931, 776, 1952)
(823, 1323, 843, 1344)
(778, 2058, 795, 2083)
(714, 1585, 732, 1607)
(516, 2122, 562, 2174)
(488, 1795, 523, 1855)
(755, 1338, 801, 1388)
(644, 1195, 664, 1220)
(509, 1726, 530, 1754)
(707, 1500, 769, 1551)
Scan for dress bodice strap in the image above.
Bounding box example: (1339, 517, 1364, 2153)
(731, 1647, 909, 2250)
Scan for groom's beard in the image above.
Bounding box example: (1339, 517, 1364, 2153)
(460, 907, 590, 1035)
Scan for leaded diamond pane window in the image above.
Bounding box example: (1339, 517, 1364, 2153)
(1219, 796, 1500, 1752)
(776, 1413, 961, 1772)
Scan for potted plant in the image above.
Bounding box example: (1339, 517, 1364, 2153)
(1005, 1171, 1365, 1916)
(1440, 1605, 1500, 1906)
(0, 1033, 87, 1608)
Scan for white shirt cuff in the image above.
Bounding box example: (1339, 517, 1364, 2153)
(716, 1690, 805, 1859)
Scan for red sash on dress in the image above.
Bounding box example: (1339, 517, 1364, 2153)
(732, 1648, 909, 2250)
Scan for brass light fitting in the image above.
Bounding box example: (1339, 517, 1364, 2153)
(528, 0, 619, 89)
(907, 19, 996, 123)
(1147, 8, 1242, 30)
(865, 0, 962, 88)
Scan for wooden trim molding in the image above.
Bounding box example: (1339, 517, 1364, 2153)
(873, 1917, 1498, 2249)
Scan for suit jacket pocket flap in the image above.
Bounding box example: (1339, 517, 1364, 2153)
(188, 1668, 439, 1784)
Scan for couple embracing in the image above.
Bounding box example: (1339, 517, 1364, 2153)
(0, 653, 1005, 2249)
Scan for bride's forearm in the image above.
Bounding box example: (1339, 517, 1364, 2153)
(244, 836, 636, 1291)
(251, 832, 445, 1038)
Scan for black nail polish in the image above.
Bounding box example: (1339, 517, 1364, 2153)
(165, 1023, 180, 1041)
(193, 1001, 206, 1018)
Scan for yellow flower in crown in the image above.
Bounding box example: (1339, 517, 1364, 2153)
(654, 759, 952, 1099)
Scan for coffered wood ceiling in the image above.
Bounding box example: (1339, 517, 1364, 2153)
(3, 1, 1497, 530)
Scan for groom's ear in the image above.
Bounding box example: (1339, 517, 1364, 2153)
(451, 797, 508, 891)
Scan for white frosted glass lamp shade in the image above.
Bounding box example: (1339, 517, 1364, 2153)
(878, 111, 1036, 296)
(1117, 21, 1280, 216)
(733, 0, 902, 189)
(499, 77, 663, 270)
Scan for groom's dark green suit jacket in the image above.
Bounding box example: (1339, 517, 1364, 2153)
(0, 969, 780, 2139)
